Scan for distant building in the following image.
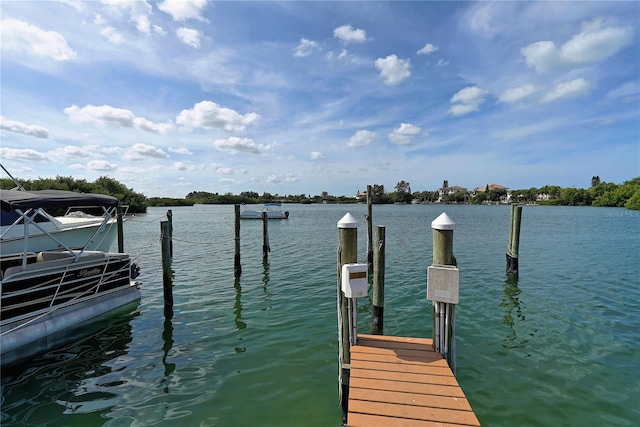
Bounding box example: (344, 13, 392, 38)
(438, 179, 467, 202)
(474, 183, 511, 203)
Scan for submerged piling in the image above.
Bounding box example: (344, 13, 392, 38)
(507, 205, 522, 277)
(371, 225, 385, 335)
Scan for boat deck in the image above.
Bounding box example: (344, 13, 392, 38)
(347, 334, 480, 427)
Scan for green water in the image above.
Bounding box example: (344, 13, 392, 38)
(1, 204, 639, 426)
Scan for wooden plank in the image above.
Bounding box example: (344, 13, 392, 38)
(349, 388, 474, 411)
(348, 412, 472, 427)
(350, 377, 466, 398)
(350, 365, 460, 387)
(349, 359, 457, 378)
(349, 399, 480, 426)
(348, 335, 480, 427)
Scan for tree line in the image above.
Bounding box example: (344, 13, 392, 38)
(2, 175, 638, 211)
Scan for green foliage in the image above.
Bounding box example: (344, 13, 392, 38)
(0, 175, 148, 213)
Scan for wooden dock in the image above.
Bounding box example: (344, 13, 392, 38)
(347, 334, 480, 427)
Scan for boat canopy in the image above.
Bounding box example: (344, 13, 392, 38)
(1, 189, 119, 212)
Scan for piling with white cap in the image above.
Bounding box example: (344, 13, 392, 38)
(431, 212, 456, 266)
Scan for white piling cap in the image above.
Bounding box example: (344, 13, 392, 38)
(337, 212, 358, 228)
(431, 212, 455, 230)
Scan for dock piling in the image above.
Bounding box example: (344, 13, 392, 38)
(366, 185, 373, 274)
(337, 212, 358, 425)
(234, 204, 242, 277)
(161, 220, 173, 308)
(506, 205, 522, 277)
(371, 225, 385, 335)
(262, 211, 270, 262)
(117, 206, 124, 253)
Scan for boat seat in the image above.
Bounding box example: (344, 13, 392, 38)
(3, 252, 107, 279)
(36, 251, 76, 262)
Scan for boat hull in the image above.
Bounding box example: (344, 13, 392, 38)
(1, 251, 141, 365)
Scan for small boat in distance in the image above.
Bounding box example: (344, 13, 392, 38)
(240, 202, 289, 219)
(1, 189, 141, 366)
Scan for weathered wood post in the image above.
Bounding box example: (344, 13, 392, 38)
(506, 205, 522, 277)
(262, 211, 270, 263)
(337, 212, 358, 425)
(371, 225, 385, 335)
(161, 220, 173, 308)
(234, 204, 242, 277)
(167, 209, 173, 257)
(366, 185, 373, 273)
(428, 212, 458, 373)
(117, 205, 124, 253)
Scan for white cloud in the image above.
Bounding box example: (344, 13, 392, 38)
(310, 151, 323, 160)
(133, 117, 173, 134)
(375, 54, 411, 85)
(267, 175, 281, 184)
(0, 18, 76, 61)
(213, 137, 263, 154)
(417, 43, 438, 55)
(542, 78, 592, 103)
(437, 59, 449, 67)
(499, 84, 538, 103)
(176, 27, 201, 49)
(87, 160, 118, 171)
(606, 81, 639, 100)
(158, 0, 208, 22)
(216, 167, 233, 174)
(49, 145, 102, 159)
(347, 130, 376, 148)
(64, 104, 171, 133)
(123, 143, 169, 161)
(0, 117, 49, 139)
(333, 24, 367, 43)
(176, 101, 260, 132)
(294, 38, 320, 58)
(169, 147, 193, 155)
(389, 123, 423, 145)
(0, 147, 49, 162)
(449, 86, 487, 116)
(285, 173, 298, 182)
(173, 161, 195, 171)
(101, 26, 124, 44)
(522, 19, 634, 73)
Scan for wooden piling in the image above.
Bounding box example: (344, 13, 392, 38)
(167, 209, 173, 257)
(507, 205, 522, 277)
(234, 204, 242, 277)
(262, 211, 270, 262)
(161, 220, 173, 308)
(117, 205, 124, 253)
(338, 212, 358, 425)
(430, 213, 457, 372)
(371, 225, 385, 335)
(366, 185, 373, 274)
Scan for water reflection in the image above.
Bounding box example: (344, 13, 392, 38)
(500, 275, 530, 353)
(234, 277, 246, 353)
(161, 307, 176, 392)
(0, 310, 139, 425)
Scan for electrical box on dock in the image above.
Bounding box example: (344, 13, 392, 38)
(427, 265, 459, 304)
(341, 263, 368, 298)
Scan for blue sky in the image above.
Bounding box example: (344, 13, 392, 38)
(1, 1, 638, 198)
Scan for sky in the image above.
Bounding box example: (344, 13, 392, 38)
(1, 1, 639, 198)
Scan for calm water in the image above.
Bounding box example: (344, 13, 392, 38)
(1, 204, 638, 426)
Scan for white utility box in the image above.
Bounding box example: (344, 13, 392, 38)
(341, 263, 368, 298)
(427, 265, 460, 304)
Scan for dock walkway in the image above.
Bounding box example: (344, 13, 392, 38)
(347, 334, 480, 427)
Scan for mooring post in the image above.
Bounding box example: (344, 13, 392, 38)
(337, 212, 358, 425)
(262, 211, 270, 263)
(506, 205, 522, 277)
(234, 204, 242, 277)
(167, 209, 173, 257)
(161, 220, 173, 308)
(429, 212, 458, 373)
(366, 185, 373, 274)
(117, 205, 124, 253)
(372, 225, 386, 335)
